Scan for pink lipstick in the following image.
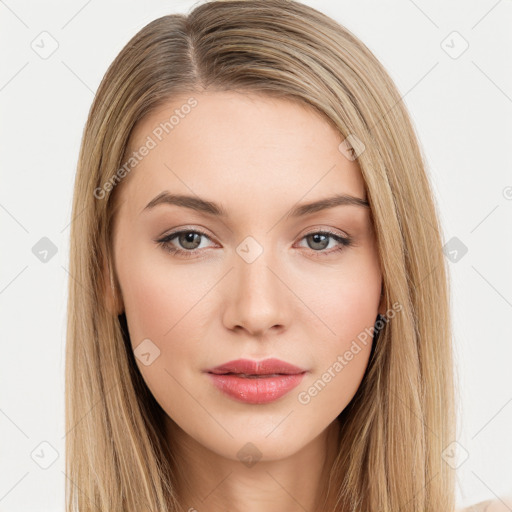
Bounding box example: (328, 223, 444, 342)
(205, 358, 307, 404)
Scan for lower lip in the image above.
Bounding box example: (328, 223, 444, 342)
(206, 372, 306, 404)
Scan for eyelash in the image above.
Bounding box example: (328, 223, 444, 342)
(156, 228, 354, 259)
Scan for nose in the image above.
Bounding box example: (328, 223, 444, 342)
(222, 246, 291, 337)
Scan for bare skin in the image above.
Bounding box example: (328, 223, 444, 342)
(109, 91, 385, 512)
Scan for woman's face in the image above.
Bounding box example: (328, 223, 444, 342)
(111, 91, 384, 462)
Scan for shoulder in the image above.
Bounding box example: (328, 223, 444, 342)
(458, 497, 512, 512)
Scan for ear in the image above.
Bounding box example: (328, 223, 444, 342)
(102, 251, 124, 317)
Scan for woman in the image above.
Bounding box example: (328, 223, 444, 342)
(64, 0, 492, 510)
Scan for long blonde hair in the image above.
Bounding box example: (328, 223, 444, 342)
(65, 1, 456, 510)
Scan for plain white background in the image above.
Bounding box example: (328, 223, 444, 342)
(1, 0, 511, 510)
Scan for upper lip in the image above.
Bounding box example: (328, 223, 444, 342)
(206, 358, 307, 375)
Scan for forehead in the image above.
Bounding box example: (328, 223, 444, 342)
(119, 91, 367, 215)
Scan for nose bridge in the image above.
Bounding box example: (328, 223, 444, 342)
(224, 235, 289, 334)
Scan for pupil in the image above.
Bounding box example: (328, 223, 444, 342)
(181, 232, 201, 249)
(309, 233, 328, 250)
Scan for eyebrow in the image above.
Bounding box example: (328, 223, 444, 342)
(141, 191, 370, 217)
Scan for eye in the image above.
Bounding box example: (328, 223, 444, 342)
(296, 230, 353, 257)
(156, 228, 354, 259)
(156, 229, 215, 259)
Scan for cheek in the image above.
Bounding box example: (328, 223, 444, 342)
(321, 276, 380, 343)
(117, 254, 214, 417)
(117, 249, 223, 402)
(298, 248, 381, 347)
(293, 252, 381, 409)
(295, 302, 375, 417)
(119, 248, 213, 345)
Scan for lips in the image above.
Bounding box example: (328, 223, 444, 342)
(206, 358, 306, 376)
(204, 358, 307, 404)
